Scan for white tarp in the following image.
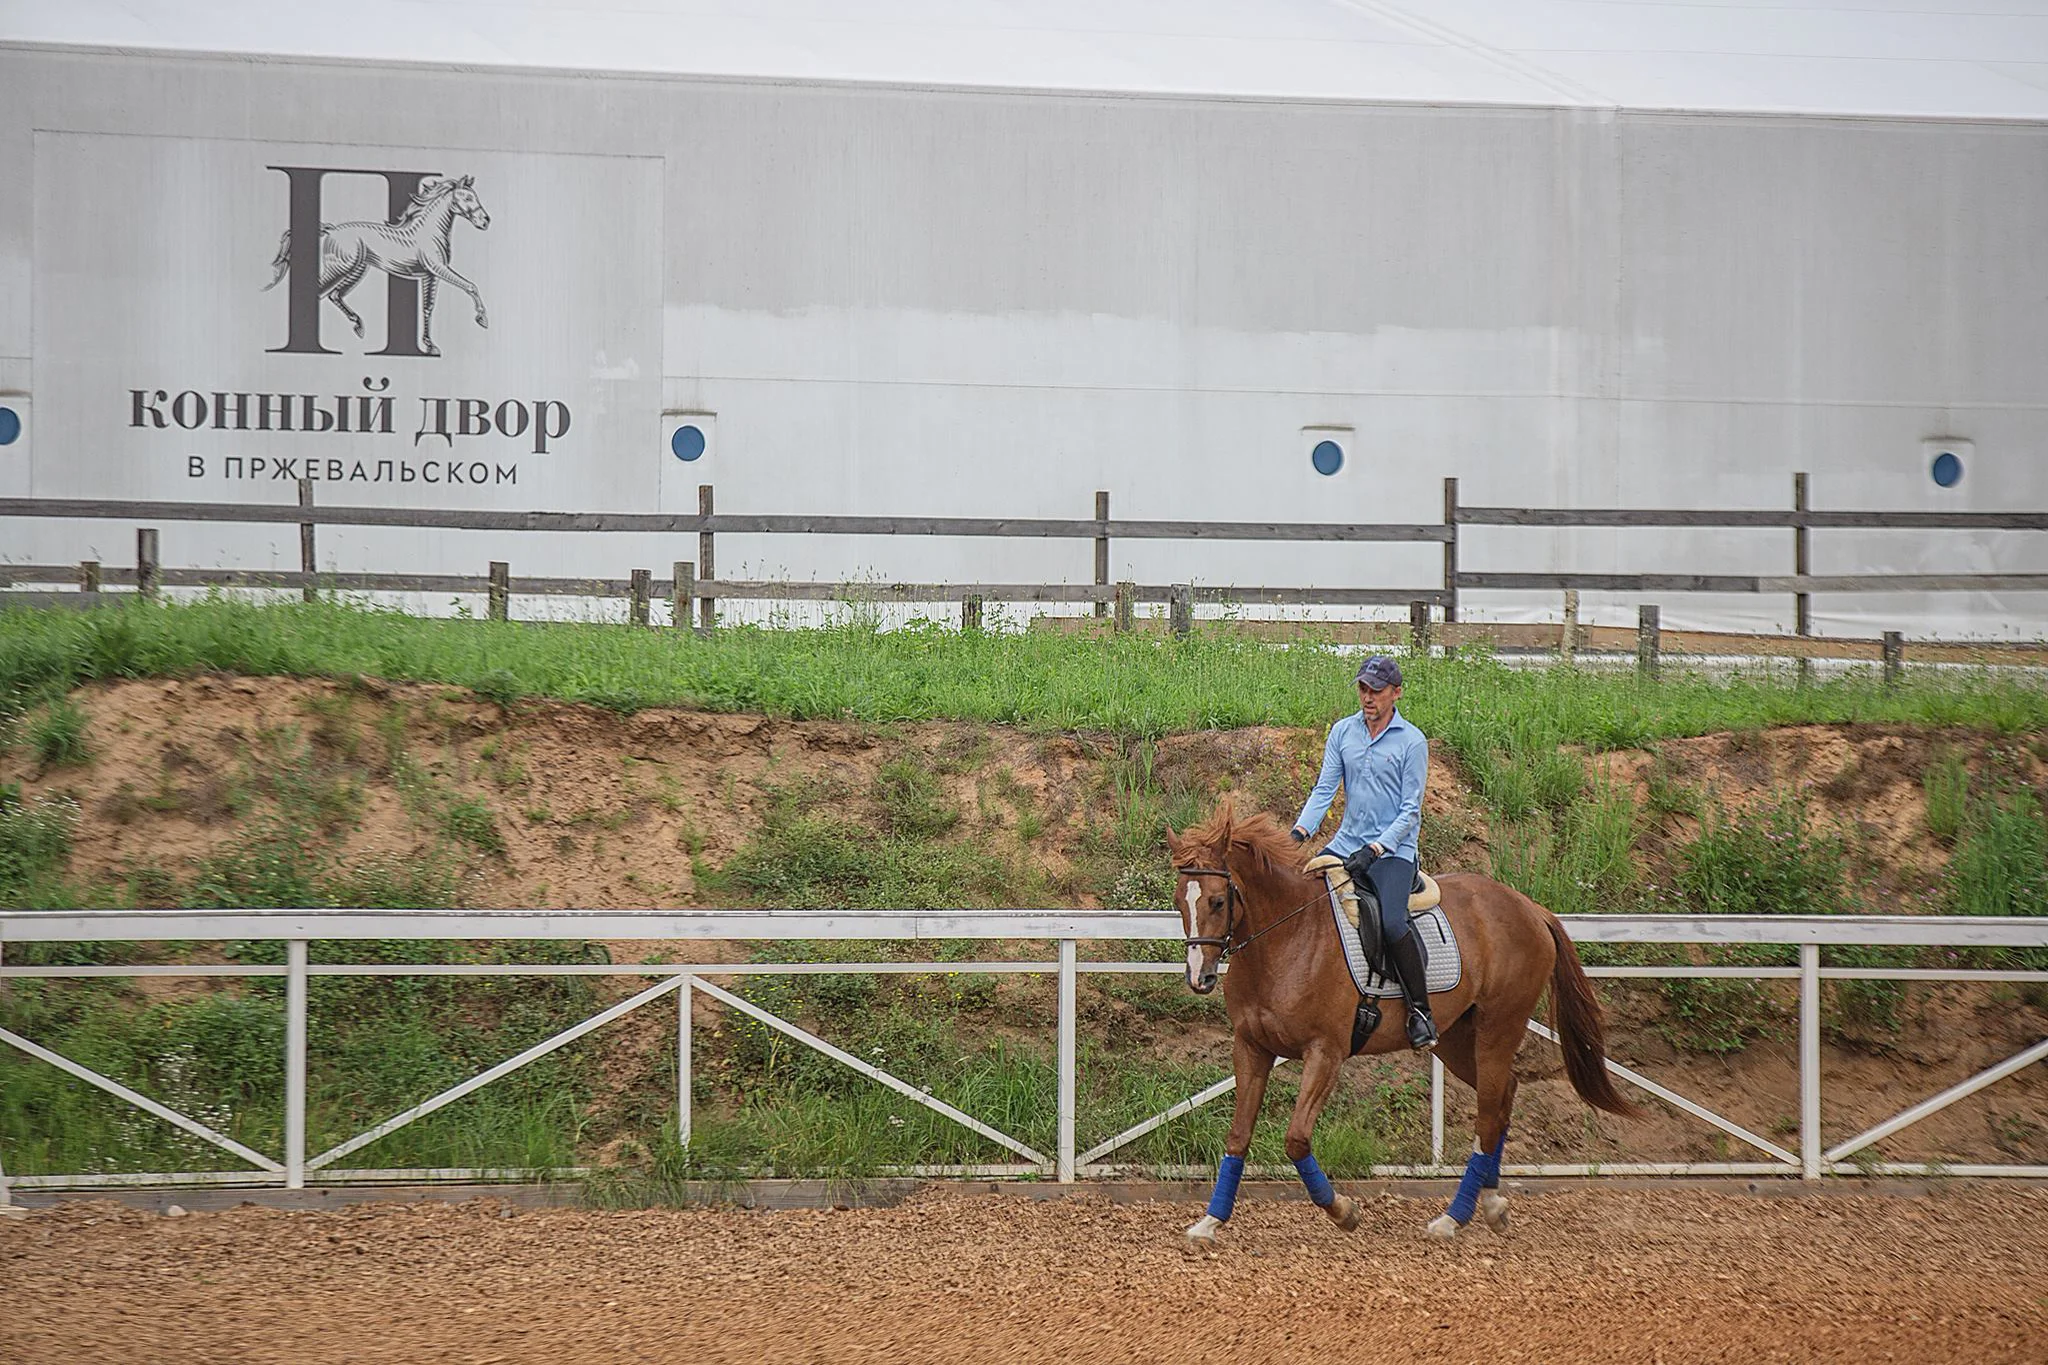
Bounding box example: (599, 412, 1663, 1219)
(5, 1, 2048, 120)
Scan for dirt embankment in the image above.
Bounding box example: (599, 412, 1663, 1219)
(5, 676, 2046, 1168)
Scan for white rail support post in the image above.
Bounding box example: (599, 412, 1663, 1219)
(286, 939, 308, 1190)
(1058, 938, 1077, 1183)
(677, 976, 693, 1147)
(1431, 1055, 1445, 1167)
(1561, 589, 1579, 662)
(1800, 943, 1821, 1180)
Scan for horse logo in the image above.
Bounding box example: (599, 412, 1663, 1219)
(264, 174, 490, 357)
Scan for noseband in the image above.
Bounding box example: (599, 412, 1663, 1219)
(1177, 865, 1244, 958)
(1177, 862, 1325, 965)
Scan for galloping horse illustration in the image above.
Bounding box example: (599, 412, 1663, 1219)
(1168, 801, 1637, 1248)
(264, 175, 490, 356)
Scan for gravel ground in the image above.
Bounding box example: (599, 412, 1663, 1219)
(3, 1186, 2045, 1364)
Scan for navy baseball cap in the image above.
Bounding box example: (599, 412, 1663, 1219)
(1355, 655, 1403, 690)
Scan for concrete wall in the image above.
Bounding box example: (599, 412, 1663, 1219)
(2, 46, 2043, 636)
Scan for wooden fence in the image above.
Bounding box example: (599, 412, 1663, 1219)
(3, 476, 2046, 674)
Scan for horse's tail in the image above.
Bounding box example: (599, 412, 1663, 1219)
(1543, 911, 1639, 1117)
(263, 230, 292, 290)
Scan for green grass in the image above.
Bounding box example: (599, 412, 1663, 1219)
(0, 788, 79, 907)
(26, 697, 90, 767)
(5, 599, 2045, 749)
(1948, 786, 2048, 920)
(713, 781, 1048, 910)
(1489, 778, 1643, 918)
(1923, 750, 1972, 844)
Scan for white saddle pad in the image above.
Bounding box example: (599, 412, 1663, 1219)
(1326, 885, 1464, 999)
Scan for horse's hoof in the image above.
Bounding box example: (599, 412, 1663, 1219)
(1479, 1192, 1509, 1232)
(1184, 1213, 1223, 1253)
(350, 320, 365, 338)
(1425, 1213, 1463, 1241)
(476, 312, 490, 328)
(1326, 1194, 1362, 1233)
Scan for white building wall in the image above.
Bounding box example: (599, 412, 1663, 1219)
(0, 45, 2043, 637)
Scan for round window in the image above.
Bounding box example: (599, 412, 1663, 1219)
(1310, 440, 1343, 476)
(671, 424, 706, 462)
(1930, 450, 1963, 488)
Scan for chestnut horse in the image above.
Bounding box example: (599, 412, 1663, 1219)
(1165, 802, 1635, 1248)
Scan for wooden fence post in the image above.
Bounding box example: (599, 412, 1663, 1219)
(1442, 477, 1460, 625)
(1094, 491, 1110, 620)
(298, 477, 317, 603)
(673, 562, 693, 630)
(136, 528, 159, 601)
(488, 561, 510, 622)
(1169, 585, 1193, 640)
(1882, 631, 1903, 689)
(1794, 472, 1811, 685)
(697, 484, 717, 633)
(1409, 600, 1431, 653)
(962, 594, 984, 632)
(78, 560, 100, 596)
(630, 568, 651, 627)
(1114, 581, 1135, 634)
(1561, 589, 1579, 662)
(1637, 604, 1660, 681)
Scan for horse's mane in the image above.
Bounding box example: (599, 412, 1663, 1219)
(393, 176, 464, 225)
(1174, 799, 1305, 878)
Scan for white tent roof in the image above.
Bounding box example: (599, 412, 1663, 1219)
(7, 0, 2048, 120)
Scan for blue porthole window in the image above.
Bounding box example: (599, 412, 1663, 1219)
(671, 424, 706, 462)
(1930, 450, 1963, 487)
(0, 407, 19, 446)
(1311, 440, 1344, 476)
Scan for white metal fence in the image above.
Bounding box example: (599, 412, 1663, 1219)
(2, 909, 2045, 1199)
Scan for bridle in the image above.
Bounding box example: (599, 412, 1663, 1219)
(1176, 865, 1243, 957)
(1176, 862, 1325, 964)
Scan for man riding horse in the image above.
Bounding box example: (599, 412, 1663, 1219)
(1290, 655, 1436, 1051)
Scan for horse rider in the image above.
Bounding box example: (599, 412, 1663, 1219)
(1290, 655, 1436, 1051)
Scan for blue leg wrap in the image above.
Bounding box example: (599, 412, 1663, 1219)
(1293, 1153, 1336, 1208)
(1480, 1130, 1507, 1189)
(1447, 1132, 1509, 1223)
(1446, 1150, 1487, 1225)
(1206, 1154, 1246, 1222)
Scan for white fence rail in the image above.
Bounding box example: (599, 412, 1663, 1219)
(1, 910, 2045, 1198)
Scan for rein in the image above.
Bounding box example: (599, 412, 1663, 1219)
(1176, 864, 1327, 963)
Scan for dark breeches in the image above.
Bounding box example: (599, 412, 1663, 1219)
(1362, 854, 1416, 943)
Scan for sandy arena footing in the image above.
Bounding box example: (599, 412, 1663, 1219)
(3, 1182, 2044, 1363)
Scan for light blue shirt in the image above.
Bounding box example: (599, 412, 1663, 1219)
(1294, 708, 1428, 864)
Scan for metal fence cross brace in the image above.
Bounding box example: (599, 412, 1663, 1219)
(687, 977, 1049, 1166)
(0, 1026, 283, 1174)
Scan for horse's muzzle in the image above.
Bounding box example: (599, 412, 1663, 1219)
(1189, 969, 1218, 995)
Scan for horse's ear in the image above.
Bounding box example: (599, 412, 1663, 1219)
(460, 175, 474, 187)
(1163, 824, 1183, 855)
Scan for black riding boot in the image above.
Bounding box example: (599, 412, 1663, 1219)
(1386, 930, 1437, 1052)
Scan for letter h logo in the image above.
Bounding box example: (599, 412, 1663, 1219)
(265, 166, 492, 357)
